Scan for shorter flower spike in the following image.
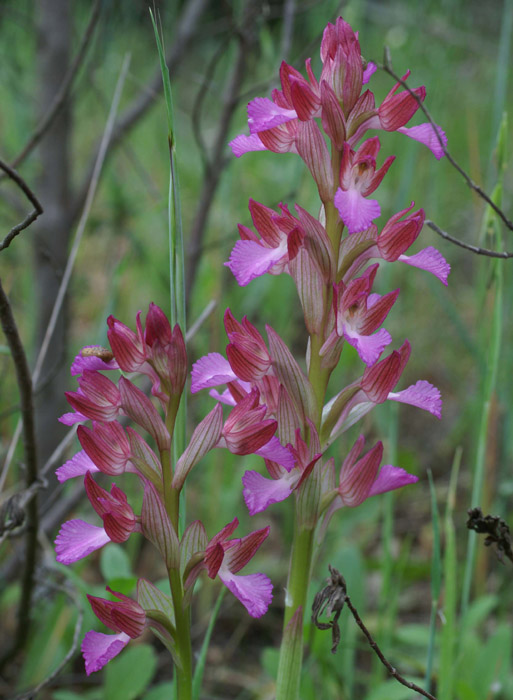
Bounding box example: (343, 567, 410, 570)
(205, 518, 273, 617)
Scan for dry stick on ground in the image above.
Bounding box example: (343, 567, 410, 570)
(312, 566, 439, 700)
(0, 160, 43, 251)
(378, 48, 513, 256)
(0, 0, 102, 180)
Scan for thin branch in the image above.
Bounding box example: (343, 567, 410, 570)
(13, 574, 84, 700)
(0, 280, 38, 670)
(0, 55, 131, 506)
(426, 219, 513, 258)
(0, 0, 102, 178)
(0, 160, 43, 251)
(313, 567, 438, 700)
(378, 49, 513, 233)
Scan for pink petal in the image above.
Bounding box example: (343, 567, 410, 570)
(59, 411, 88, 426)
(218, 569, 273, 618)
(81, 630, 130, 675)
(398, 246, 450, 285)
(209, 388, 237, 405)
(70, 349, 119, 377)
(191, 353, 237, 393)
(368, 465, 418, 497)
(229, 133, 267, 157)
(362, 62, 377, 84)
(255, 436, 295, 471)
(334, 187, 381, 233)
(344, 327, 392, 366)
(225, 240, 286, 286)
(56, 450, 99, 483)
(388, 379, 442, 419)
(397, 123, 447, 160)
(248, 97, 297, 133)
(55, 520, 110, 564)
(242, 470, 294, 514)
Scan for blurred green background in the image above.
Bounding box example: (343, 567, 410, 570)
(0, 0, 512, 698)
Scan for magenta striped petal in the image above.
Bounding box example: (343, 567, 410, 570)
(388, 379, 442, 418)
(368, 465, 418, 497)
(229, 133, 267, 157)
(242, 469, 294, 514)
(218, 569, 273, 618)
(398, 247, 450, 285)
(56, 450, 99, 483)
(191, 352, 236, 393)
(81, 630, 130, 675)
(225, 240, 286, 286)
(334, 187, 381, 233)
(248, 97, 297, 133)
(397, 123, 447, 160)
(55, 520, 110, 564)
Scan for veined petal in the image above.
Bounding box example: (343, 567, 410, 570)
(242, 469, 294, 514)
(388, 379, 442, 418)
(191, 353, 237, 393)
(248, 97, 297, 133)
(344, 327, 392, 366)
(56, 450, 99, 483)
(229, 133, 267, 157)
(255, 436, 295, 471)
(81, 630, 130, 675)
(362, 61, 377, 84)
(225, 240, 286, 286)
(397, 123, 447, 159)
(398, 246, 450, 285)
(59, 410, 88, 426)
(71, 349, 119, 377)
(218, 569, 273, 618)
(368, 465, 418, 497)
(55, 520, 110, 564)
(334, 188, 381, 233)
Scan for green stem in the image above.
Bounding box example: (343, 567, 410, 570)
(276, 520, 315, 700)
(168, 567, 193, 700)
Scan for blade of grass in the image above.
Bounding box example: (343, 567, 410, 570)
(192, 587, 226, 700)
(438, 446, 462, 700)
(461, 118, 505, 616)
(150, 10, 187, 535)
(424, 469, 441, 694)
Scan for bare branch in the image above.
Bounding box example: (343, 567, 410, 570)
(313, 567, 439, 700)
(378, 50, 513, 233)
(0, 0, 102, 177)
(426, 219, 513, 258)
(0, 280, 38, 670)
(0, 160, 43, 251)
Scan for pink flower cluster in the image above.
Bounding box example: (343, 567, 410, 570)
(55, 304, 272, 674)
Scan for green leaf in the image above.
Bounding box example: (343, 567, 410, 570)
(144, 682, 175, 700)
(100, 544, 132, 582)
(104, 643, 157, 700)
